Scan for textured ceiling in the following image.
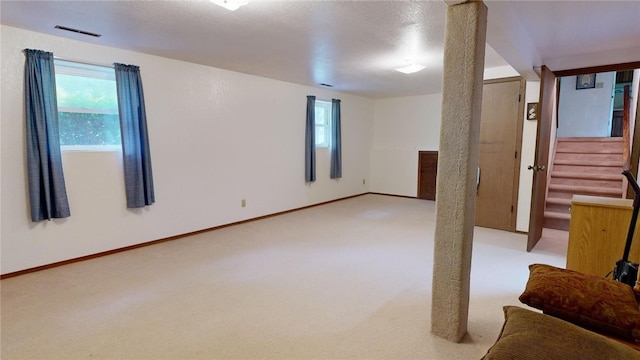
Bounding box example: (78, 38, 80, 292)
(1, 1, 639, 99)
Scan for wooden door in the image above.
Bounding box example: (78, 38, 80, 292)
(475, 78, 524, 231)
(418, 151, 438, 200)
(527, 66, 557, 251)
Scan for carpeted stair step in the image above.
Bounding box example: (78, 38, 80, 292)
(546, 197, 572, 206)
(544, 211, 571, 220)
(543, 210, 571, 231)
(557, 137, 623, 142)
(549, 171, 623, 188)
(551, 172, 623, 181)
(545, 197, 572, 214)
(555, 137, 623, 153)
(548, 183, 622, 197)
(555, 147, 622, 154)
(553, 159, 624, 167)
(545, 137, 624, 231)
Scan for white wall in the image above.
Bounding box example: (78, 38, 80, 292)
(556, 72, 616, 137)
(371, 66, 539, 232)
(516, 81, 540, 232)
(0, 25, 544, 274)
(484, 65, 519, 80)
(1, 25, 374, 274)
(370, 94, 443, 196)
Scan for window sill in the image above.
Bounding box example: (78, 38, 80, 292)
(61, 145, 122, 152)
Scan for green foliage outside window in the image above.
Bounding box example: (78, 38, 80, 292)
(56, 73, 118, 110)
(58, 112, 121, 146)
(55, 70, 121, 146)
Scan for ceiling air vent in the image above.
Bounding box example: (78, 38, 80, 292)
(54, 25, 102, 38)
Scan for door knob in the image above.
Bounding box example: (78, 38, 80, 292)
(527, 165, 546, 171)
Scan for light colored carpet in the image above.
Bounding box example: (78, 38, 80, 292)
(0, 194, 567, 359)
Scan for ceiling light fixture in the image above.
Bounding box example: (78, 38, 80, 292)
(210, 0, 249, 11)
(395, 63, 426, 74)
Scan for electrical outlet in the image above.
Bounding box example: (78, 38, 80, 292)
(241, 199, 246, 207)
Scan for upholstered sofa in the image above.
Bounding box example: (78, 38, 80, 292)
(482, 264, 640, 359)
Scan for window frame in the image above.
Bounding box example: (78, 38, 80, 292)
(314, 99, 332, 148)
(53, 59, 121, 152)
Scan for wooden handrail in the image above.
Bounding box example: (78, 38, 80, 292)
(623, 84, 631, 168)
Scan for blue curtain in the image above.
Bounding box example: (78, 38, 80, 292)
(305, 95, 316, 182)
(114, 63, 155, 208)
(24, 49, 71, 222)
(330, 98, 342, 179)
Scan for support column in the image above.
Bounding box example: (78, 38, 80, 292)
(431, 0, 487, 342)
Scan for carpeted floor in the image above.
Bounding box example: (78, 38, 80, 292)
(0, 194, 567, 359)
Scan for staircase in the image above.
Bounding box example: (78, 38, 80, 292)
(544, 137, 625, 230)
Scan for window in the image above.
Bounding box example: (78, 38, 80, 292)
(315, 100, 331, 147)
(54, 59, 121, 150)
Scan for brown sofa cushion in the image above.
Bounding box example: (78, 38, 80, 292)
(482, 306, 640, 360)
(519, 263, 640, 342)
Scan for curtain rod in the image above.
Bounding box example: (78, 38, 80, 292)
(53, 56, 114, 69)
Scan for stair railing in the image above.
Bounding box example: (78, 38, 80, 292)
(623, 84, 631, 168)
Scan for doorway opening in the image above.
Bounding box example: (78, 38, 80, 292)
(528, 63, 640, 251)
(557, 70, 636, 139)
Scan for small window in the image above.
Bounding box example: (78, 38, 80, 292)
(315, 100, 331, 147)
(54, 59, 121, 151)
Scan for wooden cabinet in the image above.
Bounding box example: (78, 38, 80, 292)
(566, 195, 640, 277)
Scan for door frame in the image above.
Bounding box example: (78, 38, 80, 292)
(527, 61, 640, 251)
(527, 66, 556, 251)
(554, 61, 640, 194)
(479, 77, 526, 232)
(417, 150, 438, 200)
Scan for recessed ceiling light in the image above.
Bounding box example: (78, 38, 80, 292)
(395, 63, 426, 74)
(210, 0, 249, 11)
